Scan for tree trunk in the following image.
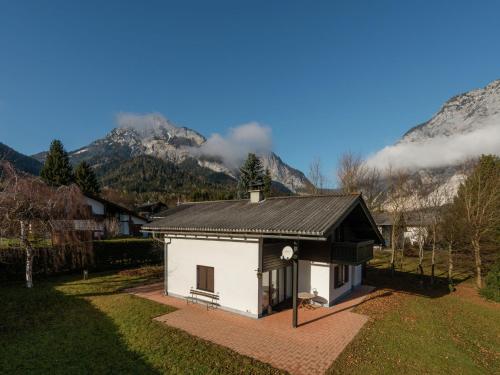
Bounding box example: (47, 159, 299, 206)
(430, 230, 436, 286)
(472, 237, 482, 289)
(26, 247, 34, 288)
(21, 221, 34, 288)
(447, 242, 454, 290)
(400, 237, 406, 271)
(390, 226, 397, 276)
(418, 240, 424, 285)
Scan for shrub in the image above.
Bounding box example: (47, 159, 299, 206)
(92, 238, 162, 270)
(480, 260, 500, 302)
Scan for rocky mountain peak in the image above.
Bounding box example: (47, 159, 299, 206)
(401, 79, 500, 144)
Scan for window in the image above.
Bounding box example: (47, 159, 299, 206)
(196, 265, 214, 292)
(334, 265, 350, 288)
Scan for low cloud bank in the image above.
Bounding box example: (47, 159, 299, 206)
(193, 122, 272, 170)
(366, 124, 500, 170)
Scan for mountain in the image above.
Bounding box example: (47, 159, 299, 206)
(401, 79, 500, 144)
(370, 78, 500, 203)
(0, 142, 42, 175)
(34, 115, 311, 193)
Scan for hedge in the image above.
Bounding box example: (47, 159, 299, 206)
(0, 238, 162, 280)
(92, 238, 162, 270)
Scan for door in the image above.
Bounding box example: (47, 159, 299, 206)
(261, 271, 270, 312)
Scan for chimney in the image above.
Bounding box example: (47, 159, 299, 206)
(249, 181, 264, 203)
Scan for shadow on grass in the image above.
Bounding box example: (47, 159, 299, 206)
(298, 291, 394, 327)
(364, 264, 471, 299)
(0, 282, 160, 374)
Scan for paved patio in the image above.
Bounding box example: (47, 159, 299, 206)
(128, 283, 375, 375)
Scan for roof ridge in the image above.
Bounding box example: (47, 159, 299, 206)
(266, 193, 360, 200)
(179, 193, 360, 205)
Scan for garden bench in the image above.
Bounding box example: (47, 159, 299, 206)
(186, 288, 220, 310)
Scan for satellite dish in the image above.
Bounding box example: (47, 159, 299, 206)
(281, 245, 294, 260)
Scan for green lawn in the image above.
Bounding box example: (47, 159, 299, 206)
(1, 254, 498, 375)
(330, 251, 500, 375)
(0, 270, 281, 375)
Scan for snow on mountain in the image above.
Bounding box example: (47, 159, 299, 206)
(369, 78, 500, 202)
(368, 79, 500, 171)
(41, 114, 310, 192)
(401, 79, 500, 144)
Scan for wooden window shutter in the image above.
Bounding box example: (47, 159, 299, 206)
(207, 267, 214, 292)
(196, 265, 214, 292)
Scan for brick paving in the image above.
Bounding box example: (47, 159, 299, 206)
(128, 283, 375, 375)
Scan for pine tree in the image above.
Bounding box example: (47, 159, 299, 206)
(238, 153, 264, 197)
(263, 168, 272, 197)
(75, 161, 101, 195)
(40, 140, 74, 186)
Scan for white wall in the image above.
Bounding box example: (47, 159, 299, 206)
(167, 237, 260, 317)
(309, 262, 331, 306)
(85, 197, 105, 215)
(299, 260, 361, 306)
(353, 265, 362, 286)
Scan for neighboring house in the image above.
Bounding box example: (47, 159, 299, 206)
(374, 211, 433, 247)
(136, 201, 168, 220)
(84, 195, 148, 238)
(143, 190, 383, 321)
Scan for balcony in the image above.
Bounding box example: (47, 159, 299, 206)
(331, 240, 374, 264)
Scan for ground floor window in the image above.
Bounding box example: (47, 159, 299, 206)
(196, 265, 214, 292)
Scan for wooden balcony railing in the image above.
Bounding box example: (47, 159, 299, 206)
(331, 240, 374, 264)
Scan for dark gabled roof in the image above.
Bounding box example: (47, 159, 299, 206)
(84, 194, 148, 221)
(143, 193, 381, 240)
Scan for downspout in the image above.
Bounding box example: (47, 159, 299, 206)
(292, 240, 299, 328)
(164, 236, 171, 296)
(152, 232, 171, 296)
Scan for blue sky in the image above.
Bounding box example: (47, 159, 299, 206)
(1, 0, 499, 180)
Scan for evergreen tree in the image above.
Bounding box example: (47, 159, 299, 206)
(238, 153, 264, 197)
(75, 161, 101, 195)
(263, 168, 272, 197)
(40, 140, 74, 186)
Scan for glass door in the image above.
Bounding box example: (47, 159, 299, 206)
(271, 269, 278, 306)
(261, 271, 270, 312)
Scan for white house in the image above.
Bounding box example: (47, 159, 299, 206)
(143, 190, 383, 323)
(84, 195, 148, 237)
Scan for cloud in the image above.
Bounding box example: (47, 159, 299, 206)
(366, 124, 500, 170)
(193, 122, 272, 170)
(116, 112, 174, 134)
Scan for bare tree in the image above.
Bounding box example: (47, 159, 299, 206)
(337, 151, 365, 193)
(384, 167, 410, 275)
(336, 151, 384, 211)
(454, 156, 500, 288)
(308, 157, 326, 194)
(0, 162, 90, 287)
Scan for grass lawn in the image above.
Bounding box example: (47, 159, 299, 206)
(0, 269, 281, 375)
(1, 252, 498, 374)
(330, 250, 500, 375)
